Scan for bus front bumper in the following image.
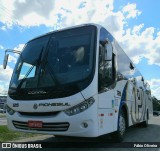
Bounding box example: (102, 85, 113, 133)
(6, 103, 99, 137)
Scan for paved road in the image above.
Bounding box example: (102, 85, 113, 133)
(124, 116, 160, 142)
(1, 116, 159, 151)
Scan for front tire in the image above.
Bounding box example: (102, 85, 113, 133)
(111, 110, 126, 142)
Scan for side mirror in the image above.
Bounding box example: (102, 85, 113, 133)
(3, 49, 21, 69)
(105, 42, 113, 61)
(3, 54, 9, 69)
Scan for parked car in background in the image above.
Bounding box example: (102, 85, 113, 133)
(153, 111, 160, 116)
(0, 98, 6, 114)
(0, 108, 6, 113)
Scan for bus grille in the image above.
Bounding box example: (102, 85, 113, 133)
(18, 111, 60, 116)
(12, 121, 69, 131)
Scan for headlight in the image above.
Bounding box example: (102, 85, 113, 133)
(6, 105, 15, 115)
(64, 97, 95, 116)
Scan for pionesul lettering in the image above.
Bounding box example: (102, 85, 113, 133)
(38, 102, 71, 107)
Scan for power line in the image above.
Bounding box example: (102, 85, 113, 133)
(0, 5, 41, 36)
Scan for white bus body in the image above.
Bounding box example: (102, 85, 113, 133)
(4, 24, 152, 140)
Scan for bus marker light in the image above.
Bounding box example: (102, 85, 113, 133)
(108, 113, 113, 116)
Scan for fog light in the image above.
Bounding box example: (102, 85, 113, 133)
(82, 122, 88, 128)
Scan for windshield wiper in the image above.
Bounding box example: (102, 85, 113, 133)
(45, 61, 60, 85)
(39, 37, 60, 85)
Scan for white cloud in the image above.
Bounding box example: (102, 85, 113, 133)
(0, 0, 141, 40)
(0, 44, 24, 65)
(132, 24, 144, 35)
(0, 0, 127, 45)
(13, 43, 25, 58)
(13, 0, 55, 20)
(0, 84, 7, 95)
(0, 0, 160, 99)
(0, 0, 15, 27)
(119, 26, 160, 66)
(14, 43, 25, 52)
(0, 0, 117, 30)
(0, 65, 13, 82)
(8, 55, 17, 64)
(0, 45, 4, 50)
(0, 1, 158, 66)
(122, 3, 141, 19)
(0, 43, 25, 93)
(0, 25, 7, 31)
(0, 65, 13, 94)
(8, 44, 25, 64)
(0, 0, 56, 27)
(148, 79, 160, 100)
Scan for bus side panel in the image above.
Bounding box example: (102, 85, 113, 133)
(98, 109, 114, 135)
(113, 80, 128, 131)
(98, 90, 116, 135)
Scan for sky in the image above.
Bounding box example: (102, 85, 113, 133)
(0, 0, 160, 99)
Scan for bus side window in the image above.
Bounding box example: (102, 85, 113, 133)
(98, 43, 115, 91)
(104, 43, 115, 86)
(98, 27, 117, 92)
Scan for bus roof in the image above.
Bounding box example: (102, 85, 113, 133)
(28, 23, 102, 43)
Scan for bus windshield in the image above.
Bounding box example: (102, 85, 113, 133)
(9, 26, 97, 100)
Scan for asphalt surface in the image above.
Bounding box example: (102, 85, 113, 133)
(1, 116, 160, 151)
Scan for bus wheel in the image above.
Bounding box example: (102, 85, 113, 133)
(140, 119, 148, 127)
(111, 110, 126, 142)
(140, 111, 148, 127)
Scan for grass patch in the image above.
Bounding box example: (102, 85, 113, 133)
(0, 125, 41, 142)
(0, 113, 6, 118)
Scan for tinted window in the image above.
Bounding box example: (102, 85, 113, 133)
(9, 26, 97, 100)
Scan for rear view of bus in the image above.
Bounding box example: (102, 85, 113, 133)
(4, 24, 152, 141)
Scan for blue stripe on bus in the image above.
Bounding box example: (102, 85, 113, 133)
(117, 82, 128, 130)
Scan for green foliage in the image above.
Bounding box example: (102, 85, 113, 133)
(0, 113, 6, 118)
(152, 96, 160, 111)
(0, 125, 40, 142)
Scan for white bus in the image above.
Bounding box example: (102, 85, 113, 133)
(3, 24, 152, 141)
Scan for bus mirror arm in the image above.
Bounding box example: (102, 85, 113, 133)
(3, 49, 21, 69)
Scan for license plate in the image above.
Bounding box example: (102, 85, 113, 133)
(28, 121, 43, 128)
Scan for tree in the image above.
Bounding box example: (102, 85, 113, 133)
(152, 96, 160, 111)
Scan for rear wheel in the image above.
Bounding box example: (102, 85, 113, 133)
(140, 110, 148, 127)
(111, 110, 126, 142)
(141, 119, 148, 127)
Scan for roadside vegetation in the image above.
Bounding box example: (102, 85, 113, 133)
(0, 113, 6, 118)
(0, 125, 41, 142)
(152, 97, 160, 111)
